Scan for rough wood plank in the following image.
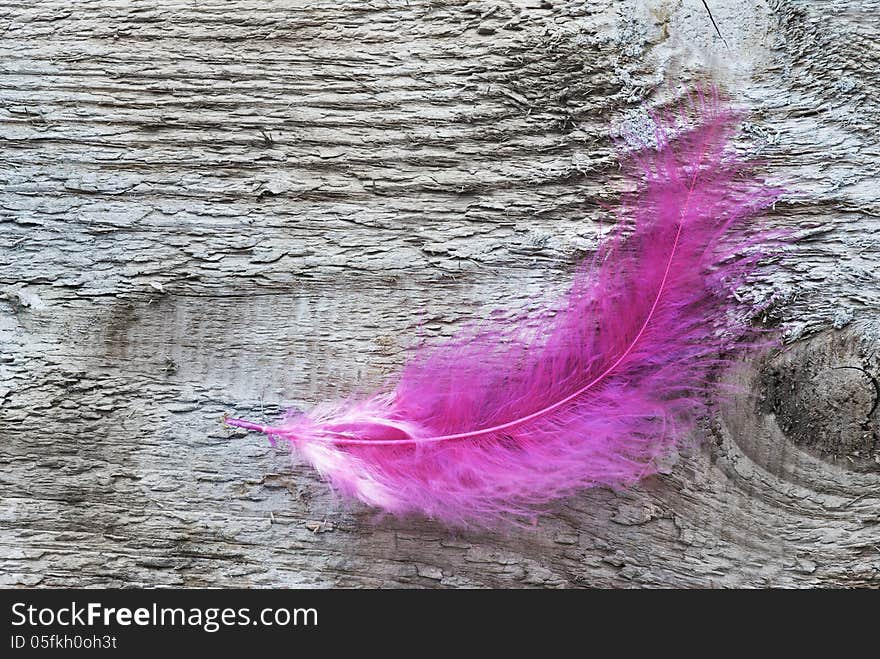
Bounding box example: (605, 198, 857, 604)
(1, 0, 878, 587)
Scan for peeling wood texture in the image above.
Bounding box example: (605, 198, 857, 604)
(1, 0, 879, 588)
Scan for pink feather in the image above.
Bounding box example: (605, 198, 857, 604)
(226, 91, 783, 526)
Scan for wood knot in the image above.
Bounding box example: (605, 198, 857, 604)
(756, 327, 879, 470)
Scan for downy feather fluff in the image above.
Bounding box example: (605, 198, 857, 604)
(227, 91, 782, 526)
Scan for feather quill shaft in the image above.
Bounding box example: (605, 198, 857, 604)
(226, 91, 782, 525)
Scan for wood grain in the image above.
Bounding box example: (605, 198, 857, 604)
(1, 0, 878, 587)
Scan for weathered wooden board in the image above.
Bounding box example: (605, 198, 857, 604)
(1, 0, 878, 587)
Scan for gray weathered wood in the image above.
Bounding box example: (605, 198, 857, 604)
(1, 0, 878, 587)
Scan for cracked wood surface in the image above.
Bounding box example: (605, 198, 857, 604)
(1, 0, 878, 587)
